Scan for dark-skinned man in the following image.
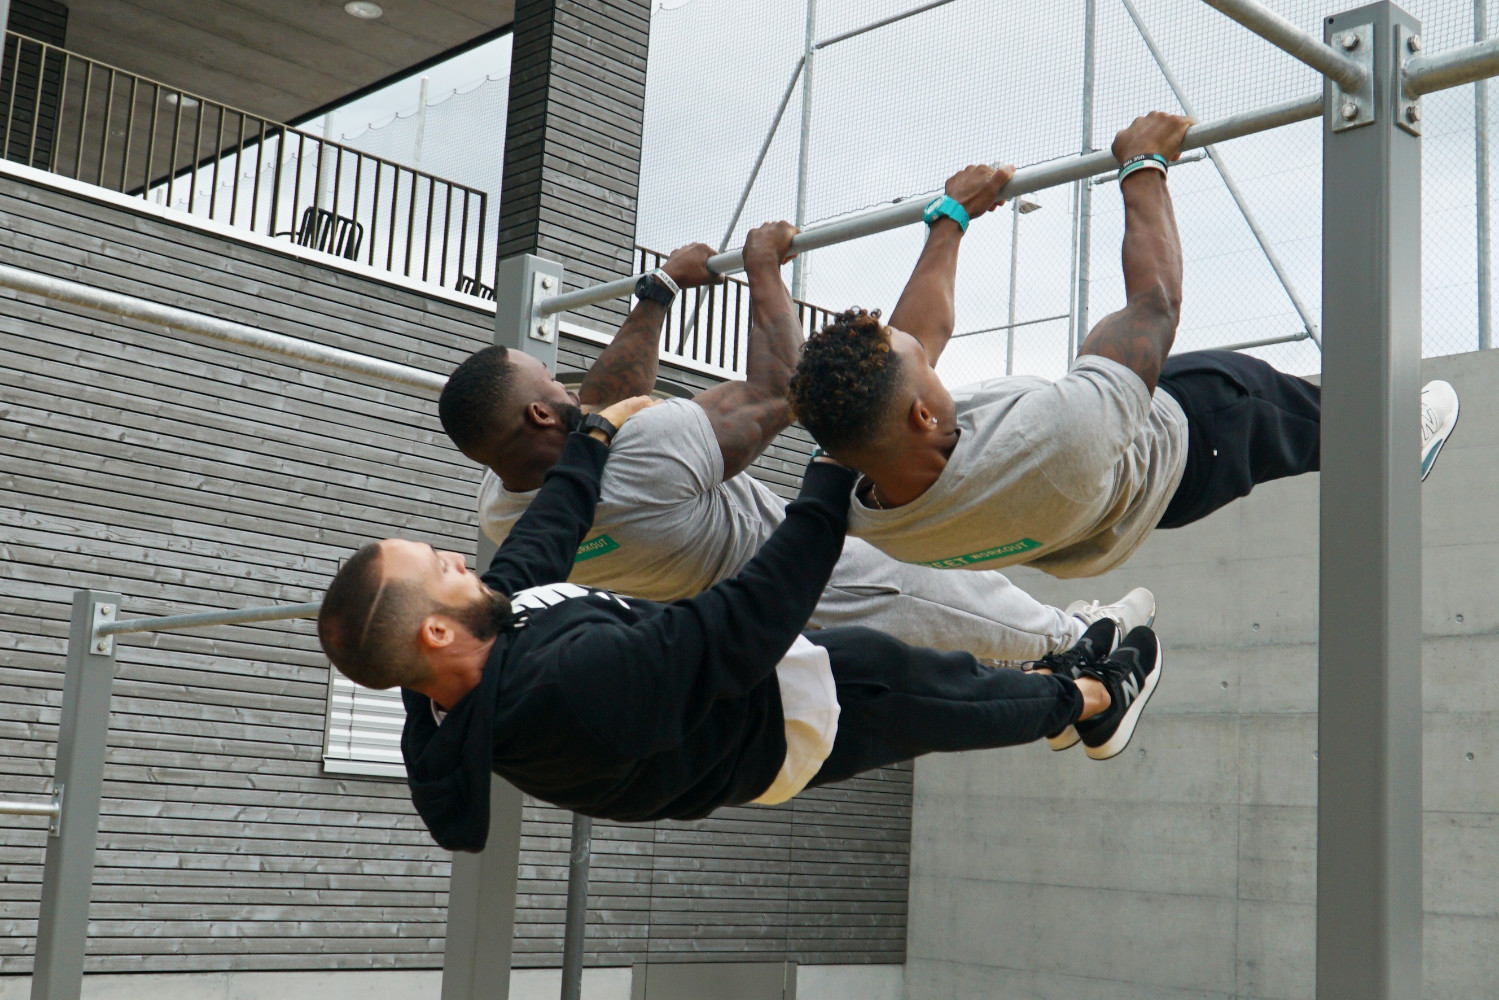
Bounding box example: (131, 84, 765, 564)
(437, 170, 1155, 672)
(788, 111, 1461, 582)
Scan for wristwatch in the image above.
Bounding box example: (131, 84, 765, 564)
(634, 267, 680, 306)
(580, 412, 619, 445)
(923, 194, 971, 233)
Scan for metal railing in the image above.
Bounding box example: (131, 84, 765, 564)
(636, 246, 839, 374)
(0, 31, 491, 295)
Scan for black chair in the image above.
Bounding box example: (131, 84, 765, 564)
(456, 274, 495, 300)
(275, 206, 364, 261)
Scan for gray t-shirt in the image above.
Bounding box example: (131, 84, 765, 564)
(479, 398, 790, 602)
(848, 355, 1189, 579)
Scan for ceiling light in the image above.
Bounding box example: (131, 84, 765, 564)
(344, 1, 383, 18)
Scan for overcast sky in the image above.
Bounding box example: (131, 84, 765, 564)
(310, 0, 1494, 385)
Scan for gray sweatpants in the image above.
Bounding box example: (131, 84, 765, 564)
(809, 537, 1084, 664)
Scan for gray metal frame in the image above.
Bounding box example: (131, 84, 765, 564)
(1317, 8, 1424, 995)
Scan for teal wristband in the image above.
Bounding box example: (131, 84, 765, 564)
(1117, 153, 1169, 184)
(923, 195, 971, 233)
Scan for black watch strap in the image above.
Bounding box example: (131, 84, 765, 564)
(580, 412, 618, 444)
(634, 270, 677, 306)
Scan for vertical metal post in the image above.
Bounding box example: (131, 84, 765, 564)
(414, 75, 430, 170)
(790, 0, 817, 300)
(1006, 200, 1020, 374)
(1066, 180, 1081, 362)
(1478, 0, 1492, 349)
(440, 465, 525, 1000)
(493, 254, 564, 371)
(1074, 0, 1097, 340)
(558, 813, 592, 1000)
(1318, 5, 1423, 999)
(441, 777, 525, 1000)
(31, 590, 121, 1000)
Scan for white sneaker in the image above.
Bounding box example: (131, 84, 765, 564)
(1420, 380, 1460, 482)
(1065, 586, 1156, 637)
(1045, 588, 1156, 750)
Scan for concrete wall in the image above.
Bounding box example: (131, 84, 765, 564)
(903, 348, 1499, 1000)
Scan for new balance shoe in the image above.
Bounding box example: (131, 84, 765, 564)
(1420, 380, 1460, 482)
(1074, 626, 1162, 761)
(1025, 618, 1119, 751)
(1064, 586, 1156, 636)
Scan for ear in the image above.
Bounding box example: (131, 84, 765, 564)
(524, 401, 556, 429)
(417, 615, 457, 653)
(909, 397, 939, 433)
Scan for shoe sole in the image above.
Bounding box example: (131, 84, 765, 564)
(1049, 613, 1135, 752)
(1085, 644, 1164, 761)
(1420, 394, 1460, 483)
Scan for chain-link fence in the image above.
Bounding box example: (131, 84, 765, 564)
(638, 0, 1498, 382)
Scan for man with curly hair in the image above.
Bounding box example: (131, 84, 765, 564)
(439, 191, 1155, 671)
(788, 111, 1461, 579)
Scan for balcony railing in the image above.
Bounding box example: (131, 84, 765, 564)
(0, 31, 491, 296)
(636, 247, 838, 376)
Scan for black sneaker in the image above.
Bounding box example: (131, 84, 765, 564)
(1025, 618, 1118, 751)
(1074, 626, 1162, 761)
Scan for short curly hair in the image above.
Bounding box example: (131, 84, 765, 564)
(787, 308, 902, 455)
(439, 346, 514, 457)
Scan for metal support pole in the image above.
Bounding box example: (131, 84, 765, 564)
(719, 57, 804, 252)
(0, 263, 446, 394)
(1479, 0, 1493, 350)
(1123, 0, 1321, 347)
(414, 76, 430, 170)
(31, 590, 121, 1000)
(1007, 200, 1020, 374)
(790, 0, 816, 300)
(1318, 5, 1423, 999)
(558, 813, 592, 1000)
(1200, 0, 1368, 89)
(493, 254, 564, 371)
(1066, 179, 1081, 362)
(1075, 0, 1097, 340)
(441, 446, 524, 1000)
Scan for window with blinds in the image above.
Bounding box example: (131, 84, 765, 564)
(322, 670, 407, 778)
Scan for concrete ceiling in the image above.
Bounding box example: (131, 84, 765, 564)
(57, 0, 514, 125)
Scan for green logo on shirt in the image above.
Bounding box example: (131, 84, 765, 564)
(918, 538, 1041, 569)
(574, 534, 621, 562)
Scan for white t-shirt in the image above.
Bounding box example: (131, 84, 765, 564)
(848, 355, 1189, 579)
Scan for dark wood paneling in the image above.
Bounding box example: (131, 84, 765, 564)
(0, 174, 908, 974)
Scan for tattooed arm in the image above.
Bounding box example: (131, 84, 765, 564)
(577, 242, 719, 409)
(694, 221, 803, 479)
(1077, 111, 1193, 393)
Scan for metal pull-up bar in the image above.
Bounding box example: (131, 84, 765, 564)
(1200, 0, 1368, 89)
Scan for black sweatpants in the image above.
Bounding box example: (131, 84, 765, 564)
(1155, 350, 1321, 529)
(801, 627, 1083, 788)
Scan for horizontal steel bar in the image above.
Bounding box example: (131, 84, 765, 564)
(1212, 331, 1310, 352)
(539, 92, 1324, 318)
(0, 264, 446, 395)
(1199, 0, 1366, 90)
(0, 799, 61, 818)
(951, 313, 1071, 339)
(1404, 37, 1499, 96)
(815, 0, 963, 49)
(96, 601, 322, 637)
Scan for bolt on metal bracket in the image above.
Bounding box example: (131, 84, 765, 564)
(530, 271, 558, 344)
(90, 601, 115, 655)
(1330, 23, 1376, 132)
(1395, 25, 1423, 136)
(48, 783, 64, 837)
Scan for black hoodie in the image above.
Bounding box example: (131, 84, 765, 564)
(401, 432, 855, 851)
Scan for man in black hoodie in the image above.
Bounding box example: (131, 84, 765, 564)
(316, 396, 1162, 852)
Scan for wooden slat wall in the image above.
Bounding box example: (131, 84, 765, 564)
(0, 174, 910, 975)
(499, 0, 652, 331)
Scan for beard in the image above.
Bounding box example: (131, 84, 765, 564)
(556, 401, 584, 433)
(443, 587, 513, 642)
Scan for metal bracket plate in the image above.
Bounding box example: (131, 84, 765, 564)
(529, 271, 558, 344)
(1330, 23, 1376, 132)
(90, 600, 115, 655)
(1395, 24, 1423, 136)
(48, 783, 63, 837)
